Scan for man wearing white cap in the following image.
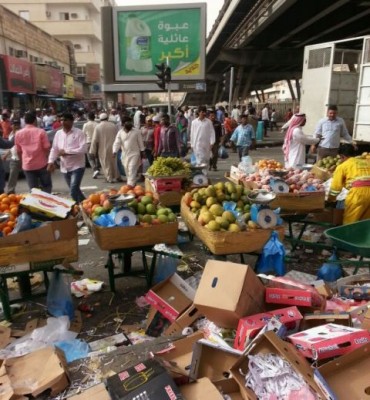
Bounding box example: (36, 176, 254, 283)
(90, 113, 121, 183)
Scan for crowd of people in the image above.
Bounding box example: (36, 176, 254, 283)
(0, 102, 368, 224)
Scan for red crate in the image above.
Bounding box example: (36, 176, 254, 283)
(152, 178, 182, 193)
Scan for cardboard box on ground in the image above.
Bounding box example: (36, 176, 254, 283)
(0, 347, 69, 399)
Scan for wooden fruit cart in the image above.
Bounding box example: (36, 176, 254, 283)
(82, 210, 178, 291)
(0, 218, 79, 320)
(180, 199, 285, 257)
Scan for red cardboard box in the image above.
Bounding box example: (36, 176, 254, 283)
(145, 273, 195, 323)
(262, 275, 324, 309)
(234, 306, 303, 351)
(288, 323, 370, 360)
(265, 287, 319, 307)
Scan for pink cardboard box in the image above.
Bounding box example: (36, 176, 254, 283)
(234, 306, 303, 351)
(288, 323, 370, 360)
(265, 287, 318, 307)
(262, 275, 324, 309)
(145, 273, 195, 323)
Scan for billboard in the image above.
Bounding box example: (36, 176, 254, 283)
(112, 4, 206, 82)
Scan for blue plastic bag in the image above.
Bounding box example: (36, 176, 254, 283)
(153, 255, 178, 284)
(55, 339, 90, 363)
(218, 145, 229, 159)
(47, 270, 75, 321)
(317, 250, 342, 282)
(255, 231, 286, 276)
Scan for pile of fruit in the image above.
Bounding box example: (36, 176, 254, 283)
(81, 185, 176, 226)
(356, 152, 370, 160)
(256, 159, 283, 170)
(183, 182, 258, 232)
(316, 155, 342, 172)
(243, 168, 325, 193)
(147, 157, 191, 177)
(0, 193, 23, 235)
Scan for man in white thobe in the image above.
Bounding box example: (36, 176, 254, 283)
(190, 106, 215, 165)
(90, 113, 120, 183)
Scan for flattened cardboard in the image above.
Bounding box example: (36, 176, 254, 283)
(180, 377, 224, 399)
(157, 331, 204, 376)
(0, 325, 11, 349)
(234, 306, 302, 351)
(69, 383, 111, 400)
(0, 372, 13, 400)
(3, 347, 69, 397)
(317, 342, 370, 400)
(193, 260, 265, 329)
(215, 378, 244, 400)
(288, 323, 370, 360)
(145, 273, 196, 322)
(301, 312, 352, 331)
(189, 339, 242, 384)
(230, 331, 324, 400)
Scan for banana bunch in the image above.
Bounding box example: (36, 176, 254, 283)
(147, 157, 191, 177)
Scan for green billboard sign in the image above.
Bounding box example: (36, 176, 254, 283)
(113, 4, 206, 82)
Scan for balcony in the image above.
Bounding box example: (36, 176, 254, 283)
(35, 20, 101, 40)
(75, 52, 100, 64)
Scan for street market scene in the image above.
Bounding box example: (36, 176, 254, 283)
(0, 1, 370, 399)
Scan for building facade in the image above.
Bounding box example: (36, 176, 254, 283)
(0, 4, 75, 111)
(0, 0, 114, 88)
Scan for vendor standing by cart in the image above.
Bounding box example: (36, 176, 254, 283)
(328, 144, 370, 224)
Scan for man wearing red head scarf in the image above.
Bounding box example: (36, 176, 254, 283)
(283, 113, 319, 168)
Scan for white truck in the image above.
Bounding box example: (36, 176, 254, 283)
(300, 36, 370, 149)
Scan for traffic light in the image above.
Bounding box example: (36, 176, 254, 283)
(155, 63, 171, 90)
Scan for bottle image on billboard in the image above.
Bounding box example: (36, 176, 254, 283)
(125, 15, 152, 73)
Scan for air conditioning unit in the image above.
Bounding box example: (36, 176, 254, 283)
(70, 13, 78, 19)
(46, 11, 51, 17)
(15, 50, 27, 58)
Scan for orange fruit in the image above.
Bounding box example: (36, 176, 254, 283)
(1, 198, 10, 205)
(8, 214, 15, 222)
(88, 193, 100, 205)
(0, 194, 6, 201)
(6, 221, 15, 228)
(10, 207, 18, 216)
(3, 227, 12, 235)
(7, 194, 16, 202)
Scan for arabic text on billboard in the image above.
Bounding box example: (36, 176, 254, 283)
(114, 5, 205, 81)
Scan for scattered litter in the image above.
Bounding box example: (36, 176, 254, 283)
(135, 296, 149, 308)
(78, 239, 90, 246)
(71, 279, 104, 298)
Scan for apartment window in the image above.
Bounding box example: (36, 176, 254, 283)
(76, 66, 86, 76)
(59, 12, 70, 20)
(19, 10, 30, 20)
(74, 44, 82, 50)
(9, 47, 14, 56)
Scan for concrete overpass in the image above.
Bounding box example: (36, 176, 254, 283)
(186, 0, 370, 105)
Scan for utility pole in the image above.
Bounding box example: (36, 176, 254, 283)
(228, 66, 234, 107)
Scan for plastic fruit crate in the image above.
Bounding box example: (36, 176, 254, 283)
(152, 178, 182, 193)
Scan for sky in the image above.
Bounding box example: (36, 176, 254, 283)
(115, 0, 224, 35)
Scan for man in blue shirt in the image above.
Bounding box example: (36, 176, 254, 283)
(314, 105, 353, 161)
(230, 115, 256, 160)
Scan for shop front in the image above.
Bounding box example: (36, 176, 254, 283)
(35, 64, 63, 110)
(0, 54, 36, 111)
